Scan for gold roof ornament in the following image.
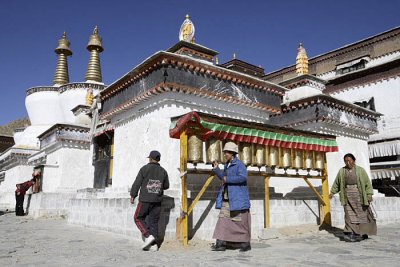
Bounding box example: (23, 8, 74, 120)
(233, 52, 236, 59)
(296, 43, 309, 76)
(85, 26, 104, 83)
(179, 14, 195, 43)
(86, 88, 94, 106)
(53, 32, 73, 86)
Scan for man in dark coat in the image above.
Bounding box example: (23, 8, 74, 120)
(130, 150, 169, 251)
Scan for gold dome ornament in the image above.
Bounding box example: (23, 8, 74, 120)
(53, 32, 73, 86)
(296, 43, 309, 76)
(85, 26, 104, 83)
(179, 14, 195, 43)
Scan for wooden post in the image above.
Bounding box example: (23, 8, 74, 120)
(188, 175, 215, 216)
(180, 131, 189, 246)
(264, 176, 270, 228)
(322, 154, 332, 226)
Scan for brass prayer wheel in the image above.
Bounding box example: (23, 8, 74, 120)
(252, 144, 265, 167)
(206, 138, 223, 164)
(304, 151, 314, 170)
(188, 135, 203, 164)
(293, 149, 304, 169)
(279, 148, 292, 169)
(268, 146, 279, 167)
(239, 143, 252, 166)
(314, 151, 325, 170)
(264, 145, 270, 166)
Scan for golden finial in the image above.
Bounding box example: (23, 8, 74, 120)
(296, 43, 309, 76)
(233, 52, 236, 59)
(53, 32, 73, 86)
(215, 56, 219, 65)
(85, 26, 104, 83)
(86, 89, 94, 106)
(179, 14, 195, 42)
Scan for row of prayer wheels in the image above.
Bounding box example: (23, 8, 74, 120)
(187, 135, 325, 170)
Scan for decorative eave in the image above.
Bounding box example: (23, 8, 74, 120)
(26, 86, 58, 96)
(264, 26, 400, 80)
(100, 82, 282, 120)
(324, 57, 400, 94)
(167, 41, 218, 62)
(279, 74, 326, 90)
(101, 51, 286, 101)
(38, 124, 90, 149)
(219, 58, 265, 78)
(270, 94, 381, 138)
(281, 94, 381, 119)
(0, 147, 38, 171)
(71, 104, 91, 116)
(59, 82, 106, 94)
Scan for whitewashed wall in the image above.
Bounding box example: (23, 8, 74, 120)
(331, 77, 400, 136)
(0, 165, 33, 210)
(59, 89, 87, 123)
(42, 147, 93, 192)
(326, 136, 371, 187)
(25, 91, 64, 125)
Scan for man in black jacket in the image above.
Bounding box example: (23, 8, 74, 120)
(130, 150, 169, 251)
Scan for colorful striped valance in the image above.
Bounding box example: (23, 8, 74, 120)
(169, 112, 338, 152)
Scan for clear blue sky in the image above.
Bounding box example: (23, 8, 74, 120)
(1, 0, 399, 125)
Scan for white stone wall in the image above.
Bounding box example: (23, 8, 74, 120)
(0, 165, 34, 209)
(326, 136, 371, 186)
(110, 92, 274, 195)
(25, 91, 64, 125)
(64, 194, 400, 242)
(13, 125, 51, 148)
(330, 77, 400, 137)
(59, 89, 88, 123)
(42, 147, 94, 192)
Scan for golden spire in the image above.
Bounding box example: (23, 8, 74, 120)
(53, 32, 73, 86)
(85, 26, 104, 83)
(233, 52, 236, 59)
(179, 14, 195, 42)
(215, 56, 219, 65)
(296, 43, 309, 76)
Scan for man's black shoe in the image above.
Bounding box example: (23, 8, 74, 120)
(362, 234, 368, 240)
(239, 242, 251, 252)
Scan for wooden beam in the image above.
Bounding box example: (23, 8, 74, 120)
(303, 177, 325, 206)
(179, 131, 189, 246)
(321, 155, 332, 226)
(187, 175, 215, 216)
(264, 176, 270, 228)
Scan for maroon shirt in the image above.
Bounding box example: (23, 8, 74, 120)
(16, 181, 34, 196)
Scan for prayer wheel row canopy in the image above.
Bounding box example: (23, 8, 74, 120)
(170, 112, 339, 153)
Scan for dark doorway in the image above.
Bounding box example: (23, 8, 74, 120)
(93, 131, 114, 188)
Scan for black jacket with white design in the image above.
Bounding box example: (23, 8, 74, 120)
(130, 162, 169, 203)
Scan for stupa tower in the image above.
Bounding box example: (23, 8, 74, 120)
(53, 32, 73, 86)
(85, 26, 104, 83)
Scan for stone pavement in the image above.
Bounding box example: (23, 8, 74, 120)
(1, 213, 399, 267)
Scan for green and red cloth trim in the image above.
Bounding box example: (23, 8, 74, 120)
(169, 112, 338, 152)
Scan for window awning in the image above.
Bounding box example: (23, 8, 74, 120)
(169, 112, 338, 152)
(336, 56, 370, 70)
(369, 140, 400, 158)
(371, 168, 400, 179)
